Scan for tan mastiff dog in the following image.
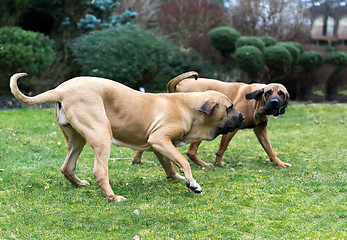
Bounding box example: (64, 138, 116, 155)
(10, 73, 244, 202)
(133, 72, 291, 168)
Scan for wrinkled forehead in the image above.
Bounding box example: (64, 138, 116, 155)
(207, 91, 232, 105)
(265, 84, 287, 93)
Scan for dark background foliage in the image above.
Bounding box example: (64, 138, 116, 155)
(0, 0, 346, 107)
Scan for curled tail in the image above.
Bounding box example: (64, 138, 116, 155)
(167, 71, 198, 93)
(10, 73, 61, 105)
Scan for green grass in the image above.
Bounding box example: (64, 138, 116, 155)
(0, 105, 346, 239)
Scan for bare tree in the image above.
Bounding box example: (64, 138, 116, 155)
(226, 0, 312, 42)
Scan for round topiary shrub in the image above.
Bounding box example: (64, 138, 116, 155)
(208, 26, 241, 54)
(260, 36, 277, 47)
(264, 45, 292, 72)
(326, 51, 347, 72)
(234, 46, 263, 78)
(278, 42, 301, 66)
(300, 51, 325, 72)
(0, 27, 54, 92)
(235, 36, 265, 52)
(70, 25, 172, 88)
(291, 42, 304, 55)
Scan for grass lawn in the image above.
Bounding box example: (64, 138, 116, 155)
(0, 104, 346, 239)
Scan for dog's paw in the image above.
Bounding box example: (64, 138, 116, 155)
(132, 159, 143, 165)
(202, 162, 214, 168)
(280, 162, 293, 168)
(170, 173, 185, 181)
(79, 180, 90, 186)
(107, 195, 127, 203)
(274, 159, 292, 168)
(186, 180, 202, 193)
(73, 180, 90, 188)
(215, 161, 227, 167)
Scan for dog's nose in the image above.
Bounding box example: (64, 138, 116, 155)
(241, 114, 245, 120)
(270, 98, 280, 107)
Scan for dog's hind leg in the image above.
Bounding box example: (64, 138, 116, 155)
(86, 125, 126, 202)
(60, 125, 89, 187)
(132, 150, 144, 164)
(215, 131, 238, 166)
(63, 105, 126, 202)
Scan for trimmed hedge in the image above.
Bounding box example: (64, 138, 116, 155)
(326, 51, 347, 72)
(300, 51, 325, 73)
(278, 42, 302, 66)
(208, 26, 240, 54)
(70, 25, 171, 88)
(264, 45, 292, 72)
(260, 36, 277, 47)
(235, 36, 265, 52)
(0, 27, 54, 92)
(234, 46, 263, 78)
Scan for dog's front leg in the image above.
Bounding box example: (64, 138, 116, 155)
(153, 151, 185, 180)
(132, 150, 144, 164)
(186, 141, 214, 167)
(149, 137, 202, 193)
(215, 130, 238, 166)
(253, 125, 292, 168)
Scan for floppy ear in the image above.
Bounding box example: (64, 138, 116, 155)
(245, 89, 264, 101)
(198, 98, 218, 115)
(279, 93, 289, 115)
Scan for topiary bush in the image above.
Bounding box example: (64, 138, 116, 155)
(208, 26, 241, 54)
(70, 25, 171, 89)
(278, 42, 301, 66)
(260, 36, 277, 47)
(0, 27, 54, 93)
(234, 46, 263, 78)
(264, 45, 292, 72)
(291, 42, 304, 55)
(235, 36, 265, 52)
(326, 51, 347, 72)
(300, 51, 325, 73)
(149, 48, 222, 91)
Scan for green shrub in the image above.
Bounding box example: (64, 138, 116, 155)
(326, 51, 347, 72)
(278, 42, 301, 66)
(300, 51, 325, 73)
(208, 26, 241, 54)
(150, 48, 221, 91)
(260, 36, 277, 47)
(70, 25, 171, 88)
(0, 27, 54, 92)
(235, 36, 265, 52)
(234, 46, 263, 78)
(292, 42, 304, 55)
(264, 45, 292, 72)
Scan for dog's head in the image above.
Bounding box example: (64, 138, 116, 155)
(199, 91, 244, 140)
(245, 84, 289, 116)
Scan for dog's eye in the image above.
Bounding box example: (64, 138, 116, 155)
(226, 104, 233, 113)
(279, 90, 285, 97)
(265, 90, 272, 97)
